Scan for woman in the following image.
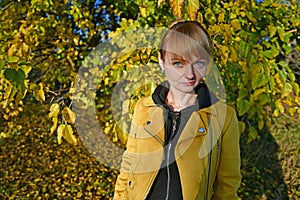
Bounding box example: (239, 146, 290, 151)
(114, 20, 241, 200)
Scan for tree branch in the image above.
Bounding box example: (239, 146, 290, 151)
(1, 0, 15, 12)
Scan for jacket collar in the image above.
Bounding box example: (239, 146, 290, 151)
(149, 81, 219, 116)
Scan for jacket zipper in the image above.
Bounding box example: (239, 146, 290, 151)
(165, 143, 171, 200)
(143, 108, 179, 200)
(144, 127, 164, 146)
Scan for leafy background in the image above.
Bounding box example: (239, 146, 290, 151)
(0, 0, 299, 199)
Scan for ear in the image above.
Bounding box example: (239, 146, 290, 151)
(158, 52, 164, 70)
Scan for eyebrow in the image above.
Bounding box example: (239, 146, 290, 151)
(168, 54, 185, 61)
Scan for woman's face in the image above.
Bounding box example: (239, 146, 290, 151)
(161, 52, 207, 93)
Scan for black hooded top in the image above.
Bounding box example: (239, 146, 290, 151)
(146, 81, 218, 200)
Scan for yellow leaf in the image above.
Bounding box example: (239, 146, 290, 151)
(8, 44, 18, 56)
(33, 83, 45, 102)
(218, 12, 225, 23)
(62, 107, 76, 124)
(139, 6, 147, 18)
(63, 125, 77, 145)
(22, 43, 29, 52)
(186, 0, 200, 20)
(258, 119, 264, 130)
(229, 46, 238, 61)
(73, 37, 79, 46)
(253, 88, 266, 100)
(57, 124, 65, 145)
(37, 83, 45, 102)
(2, 84, 13, 109)
(49, 103, 60, 118)
(231, 19, 241, 30)
(275, 100, 285, 114)
(169, 0, 184, 17)
(158, 0, 165, 7)
(50, 116, 58, 135)
(288, 107, 295, 116)
(20, 65, 32, 75)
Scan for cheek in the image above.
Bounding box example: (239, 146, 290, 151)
(164, 67, 183, 81)
(195, 67, 207, 79)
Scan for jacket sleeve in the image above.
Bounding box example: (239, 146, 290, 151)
(113, 101, 141, 200)
(212, 107, 241, 200)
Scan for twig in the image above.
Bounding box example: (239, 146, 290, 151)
(1, 0, 14, 12)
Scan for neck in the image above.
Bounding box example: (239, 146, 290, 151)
(167, 87, 197, 111)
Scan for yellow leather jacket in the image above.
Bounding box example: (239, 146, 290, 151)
(114, 96, 241, 200)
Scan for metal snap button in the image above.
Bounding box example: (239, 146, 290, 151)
(199, 127, 205, 133)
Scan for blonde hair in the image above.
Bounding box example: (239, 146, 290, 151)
(159, 21, 211, 62)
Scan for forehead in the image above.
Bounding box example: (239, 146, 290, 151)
(162, 31, 210, 61)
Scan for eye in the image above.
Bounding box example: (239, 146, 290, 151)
(173, 62, 183, 68)
(193, 61, 205, 68)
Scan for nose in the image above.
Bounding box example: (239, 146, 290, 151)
(184, 64, 195, 80)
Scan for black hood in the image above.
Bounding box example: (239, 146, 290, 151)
(152, 81, 219, 110)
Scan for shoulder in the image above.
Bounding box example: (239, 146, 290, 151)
(214, 101, 237, 118)
(213, 102, 239, 134)
(202, 101, 236, 119)
(131, 96, 156, 125)
(133, 96, 155, 114)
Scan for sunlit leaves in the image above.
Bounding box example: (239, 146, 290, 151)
(252, 74, 269, 90)
(33, 83, 46, 102)
(185, 0, 199, 20)
(57, 124, 77, 145)
(169, 0, 184, 18)
(49, 103, 60, 118)
(48, 102, 77, 145)
(7, 56, 19, 63)
(62, 107, 76, 124)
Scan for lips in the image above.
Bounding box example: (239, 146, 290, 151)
(184, 81, 196, 86)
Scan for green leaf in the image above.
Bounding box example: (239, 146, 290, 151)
(252, 73, 269, 89)
(277, 27, 285, 42)
(237, 99, 250, 116)
(4, 68, 26, 95)
(282, 82, 293, 97)
(292, 82, 299, 96)
(278, 70, 287, 82)
(4, 68, 16, 81)
(0, 60, 4, 71)
(278, 61, 289, 68)
(238, 121, 246, 134)
(263, 50, 273, 59)
(288, 72, 295, 82)
(7, 56, 19, 63)
(247, 126, 258, 143)
(238, 88, 248, 100)
(268, 25, 277, 38)
(270, 45, 279, 57)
